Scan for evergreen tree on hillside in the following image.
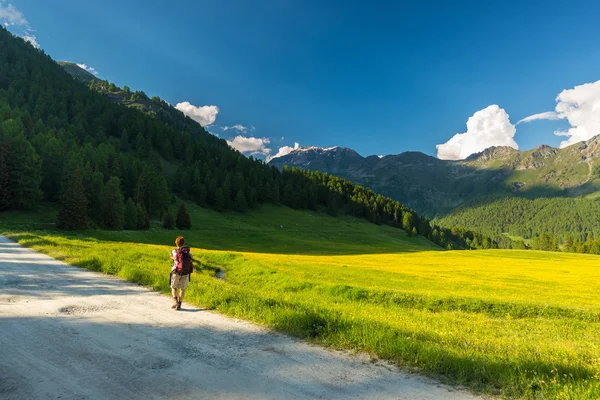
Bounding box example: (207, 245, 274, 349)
(136, 203, 150, 229)
(163, 212, 175, 229)
(102, 177, 125, 230)
(37, 136, 65, 202)
(175, 203, 192, 229)
(0, 128, 42, 210)
(82, 164, 104, 225)
(214, 188, 225, 212)
(272, 183, 280, 204)
(234, 190, 248, 212)
(402, 212, 414, 233)
(58, 167, 88, 229)
(0, 139, 10, 210)
(123, 198, 138, 230)
(135, 165, 170, 217)
(563, 234, 574, 252)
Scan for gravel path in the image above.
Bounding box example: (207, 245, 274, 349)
(0, 235, 481, 399)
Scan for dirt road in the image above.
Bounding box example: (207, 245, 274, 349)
(0, 235, 481, 400)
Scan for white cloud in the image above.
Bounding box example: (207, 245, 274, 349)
(21, 33, 38, 48)
(222, 124, 250, 134)
(516, 80, 600, 148)
(436, 105, 518, 160)
(0, 3, 27, 26)
(0, 2, 39, 48)
(76, 63, 99, 76)
(175, 102, 219, 126)
(227, 136, 271, 156)
(517, 111, 560, 124)
(552, 80, 600, 148)
(267, 142, 300, 162)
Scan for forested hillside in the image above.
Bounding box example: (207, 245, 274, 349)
(0, 27, 496, 250)
(435, 196, 600, 253)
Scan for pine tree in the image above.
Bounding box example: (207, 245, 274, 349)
(135, 132, 147, 158)
(402, 212, 413, 233)
(214, 188, 225, 212)
(39, 137, 65, 202)
(82, 164, 104, 225)
(0, 140, 10, 210)
(563, 234, 574, 252)
(58, 167, 88, 229)
(135, 164, 170, 217)
(234, 190, 248, 212)
(136, 203, 150, 229)
(175, 203, 192, 229)
(3, 132, 42, 209)
(163, 212, 175, 229)
(196, 183, 207, 206)
(102, 177, 125, 230)
(272, 183, 280, 203)
(123, 198, 138, 230)
(248, 188, 258, 208)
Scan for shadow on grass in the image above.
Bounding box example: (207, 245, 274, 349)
(265, 300, 598, 399)
(2, 228, 439, 256)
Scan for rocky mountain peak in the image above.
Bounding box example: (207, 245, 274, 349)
(464, 146, 518, 162)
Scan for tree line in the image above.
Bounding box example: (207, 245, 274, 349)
(0, 26, 494, 250)
(435, 196, 600, 254)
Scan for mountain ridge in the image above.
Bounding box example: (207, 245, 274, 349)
(269, 136, 600, 216)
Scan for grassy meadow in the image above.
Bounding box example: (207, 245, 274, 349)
(2, 204, 600, 399)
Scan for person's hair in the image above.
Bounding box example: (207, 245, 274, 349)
(175, 236, 185, 247)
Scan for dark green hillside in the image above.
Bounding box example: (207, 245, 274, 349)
(434, 196, 600, 253)
(0, 27, 492, 250)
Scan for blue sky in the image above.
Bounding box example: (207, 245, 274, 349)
(3, 0, 600, 160)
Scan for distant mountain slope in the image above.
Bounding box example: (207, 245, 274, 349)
(59, 63, 213, 140)
(269, 138, 600, 216)
(57, 62, 97, 83)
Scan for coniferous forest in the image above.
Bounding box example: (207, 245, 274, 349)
(435, 196, 600, 254)
(0, 27, 497, 251)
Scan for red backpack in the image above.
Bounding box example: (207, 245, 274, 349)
(175, 246, 193, 276)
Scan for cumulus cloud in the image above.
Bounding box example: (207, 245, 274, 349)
(227, 136, 271, 156)
(175, 102, 219, 126)
(267, 142, 300, 162)
(517, 80, 600, 148)
(436, 105, 518, 160)
(553, 80, 600, 148)
(517, 111, 560, 124)
(76, 63, 99, 76)
(0, 2, 39, 48)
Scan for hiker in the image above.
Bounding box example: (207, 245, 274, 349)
(169, 236, 194, 310)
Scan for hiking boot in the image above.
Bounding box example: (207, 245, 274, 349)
(176, 301, 182, 310)
(171, 298, 179, 309)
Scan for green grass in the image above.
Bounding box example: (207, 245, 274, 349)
(584, 191, 600, 200)
(2, 204, 599, 399)
(502, 233, 533, 246)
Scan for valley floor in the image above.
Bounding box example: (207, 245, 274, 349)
(0, 235, 479, 400)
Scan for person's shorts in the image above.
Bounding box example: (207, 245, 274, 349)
(170, 274, 189, 289)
